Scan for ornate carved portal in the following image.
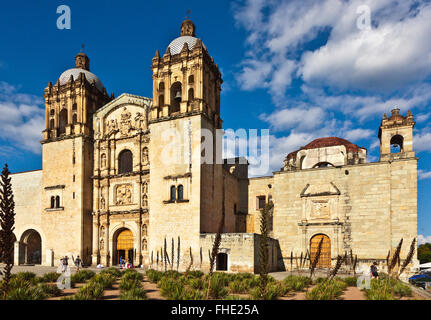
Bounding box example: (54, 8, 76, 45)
(116, 184, 133, 205)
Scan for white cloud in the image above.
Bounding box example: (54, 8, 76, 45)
(418, 170, 431, 180)
(414, 130, 431, 153)
(0, 82, 44, 154)
(418, 234, 431, 245)
(260, 106, 325, 131)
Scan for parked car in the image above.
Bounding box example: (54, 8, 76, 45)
(409, 274, 431, 290)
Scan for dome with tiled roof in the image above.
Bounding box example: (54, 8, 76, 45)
(166, 19, 207, 55)
(283, 137, 367, 171)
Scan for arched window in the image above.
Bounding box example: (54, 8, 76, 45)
(170, 82, 182, 113)
(188, 88, 194, 101)
(313, 162, 334, 168)
(49, 119, 55, 130)
(159, 82, 165, 92)
(118, 150, 133, 174)
(170, 186, 176, 201)
(50, 196, 55, 209)
(59, 109, 68, 135)
(188, 75, 194, 84)
(50, 109, 55, 116)
(72, 103, 77, 111)
(55, 196, 60, 208)
(177, 185, 184, 201)
(390, 135, 404, 153)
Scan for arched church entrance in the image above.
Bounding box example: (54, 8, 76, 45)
(310, 234, 331, 268)
(113, 229, 134, 265)
(19, 229, 42, 265)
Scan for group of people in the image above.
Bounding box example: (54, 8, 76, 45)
(119, 257, 132, 269)
(59, 255, 82, 272)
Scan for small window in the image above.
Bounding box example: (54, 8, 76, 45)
(216, 253, 228, 271)
(177, 185, 184, 201)
(55, 196, 60, 208)
(72, 114, 78, 124)
(50, 196, 55, 209)
(257, 196, 266, 210)
(188, 75, 194, 84)
(170, 186, 176, 201)
(118, 150, 133, 174)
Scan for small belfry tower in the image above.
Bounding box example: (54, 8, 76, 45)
(379, 108, 415, 161)
(148, 19, 224, 268)
(41, 52, 111, 265)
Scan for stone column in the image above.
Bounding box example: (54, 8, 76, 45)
(14, 241, 20, 265)
(105, 221, 110, 266)
(136, 219, 142, 267)
(92, 215, 99, 265)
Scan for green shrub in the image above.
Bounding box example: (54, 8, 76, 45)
(306, 279, 346, 300)
(36, 283, 62, 297)
(119, 278, 142, 291)
(40, 272, 61, 283)
(228, 280, 248, 294)
(78, 270, 96, 280)
(15, 272, 37, 282)
(180, 288, 204, 300)
(393, 282, 412, 298)
(73, 282, 105, 300)
(225, 295, 247, 300)
(146, 269, 164, 283)
(249, 283, 281, 300)
(283, 275, 312, 292)
(343, 276, 358, 287)
(187, 270, 204, 279)
(122, 270, 143, 282)
(365, 279, 395, 300)
(158, 277, 183, 299)
(90, 273, 116, 289)
(120, 287, 148, 300)
(208, 276, 228, 299)
(6, 283, 45, 300)
(188, 278, 204, 290)
(165, 270, 182, 279)
(101, 267, 122, 278)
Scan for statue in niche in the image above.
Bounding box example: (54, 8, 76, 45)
(100, 226, 105, 238)
(142, 239, 147, 251)
(100, 196, 106, 210)
(142, 147, 149, 165)
(134, 112, 147, 131)
(101, 153, 107, 168)
(120, 107, 132, 136)
(100, 239, 104, 251)
(142, 182, 148, 194)
(116, 184, 133, 205)
(142, 224, 147, 236)
(142, 194, 148, 207)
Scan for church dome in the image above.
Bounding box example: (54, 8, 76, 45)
(167, 36, 203, 55)
(286, 137, 364, 160)
(58, 68, 104, 92)
(166, 18, 206, 55)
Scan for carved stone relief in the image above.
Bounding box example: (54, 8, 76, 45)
(116, 184, 133, 205)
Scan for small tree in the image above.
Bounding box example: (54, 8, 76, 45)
(0, 164, 16, 299)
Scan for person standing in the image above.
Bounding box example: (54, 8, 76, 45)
(370, 262, 379, 279)
(75, 255, 82, 271)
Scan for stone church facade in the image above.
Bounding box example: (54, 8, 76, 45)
(9, 20, 418, 274)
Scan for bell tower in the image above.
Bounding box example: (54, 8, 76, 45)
(148, 19, 225, 269)
(150, 19, 223, 129)
(379, 108, 415, 161)
(40, 52, 111, 265)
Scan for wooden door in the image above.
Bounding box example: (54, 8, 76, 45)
(116, 229, 134, 264)
(310, 234, 331, 268)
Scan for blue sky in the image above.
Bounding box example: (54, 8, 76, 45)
(0, 0, 430, 242)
